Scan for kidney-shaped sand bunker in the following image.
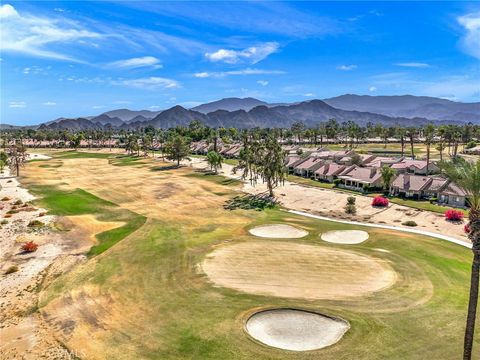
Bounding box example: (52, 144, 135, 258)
(201, 241, 396, 300)
(321, 230, 369, 244)
(248, 224, 308, 238)
(246, 308, 349, 351)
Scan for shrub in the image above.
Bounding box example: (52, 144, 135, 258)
(444, 209, 464, 222)
(1, 219, 8, 225)
(27, 220, 44, 227)
(333, 179, 341, 186)
(347, 196, 356, 205)
(5, 265, 19, 274)
(345, 203, 357, 215)
(372, 196, 389, 207)
(38, 212, 46, 217)
(3, 214, 12, 218)
(21, 241, 38, 252)
(429, 197, 438, 204)
(464, 223, 471, 234)
(13, 199, 22, 206)
(402, 220, 417, 227)
(465, 140, 477, 149)
(1, 196, 10, 201)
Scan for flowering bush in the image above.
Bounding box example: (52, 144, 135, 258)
(444, 209, 464, 222)
(372, 196, 389, 207)
(464, 223, 471, 234)
(21, 241, 38, 253)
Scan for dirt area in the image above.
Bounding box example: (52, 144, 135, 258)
(185, 158, 469, 244)
(245, 308, 350, 351)
(201, 240, 397, 300)
(248, 224, 308, 238)
(321, 230, 370, 244)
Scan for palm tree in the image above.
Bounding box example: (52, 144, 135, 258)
(440, 158, 480, 360)
(206, 150, 223, 174)
(406, 127, 417, 159)
(424, 124, 435, 174)
(380, 165, 396, 194)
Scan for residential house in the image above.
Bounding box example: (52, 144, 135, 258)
(390, 159, 439, 175)
(337, 166, 383, 191)
(390, 174, 432, 199)
(314, 163, 348, 182)
(293, 157, 325, 177)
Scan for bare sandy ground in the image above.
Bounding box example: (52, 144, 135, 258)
(321, 230, 370, 244)
(185, 158, 469, 245)
(246, 309, 349, 351)
(249, 224, 308, 238)
(201, 241, 396, 300)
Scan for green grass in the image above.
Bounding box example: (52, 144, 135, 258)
(29, 185, 146, 256)
(108, 155, 149, 167)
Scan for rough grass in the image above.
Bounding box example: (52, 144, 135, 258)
(54, 151, 113, 159)
(184, 171, 241, 186)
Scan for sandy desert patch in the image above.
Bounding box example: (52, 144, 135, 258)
(201, 241, 397, 300)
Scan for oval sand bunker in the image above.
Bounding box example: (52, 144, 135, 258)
(249, 224, 308, 238)
(201, 241, 396, 299)
(246, 309, 349, 351)
(321, 230, 369, 244)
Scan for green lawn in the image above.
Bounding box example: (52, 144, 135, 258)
(29, 185, 146, 256)
(54, 150, 114, 159)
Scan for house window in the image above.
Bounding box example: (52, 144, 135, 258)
(456, 197, 460, 202)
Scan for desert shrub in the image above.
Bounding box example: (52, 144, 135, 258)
(464, 223, 471, 234)
(345, 203, 357, 215)
(402, 220, 417, 227)
(21, 241, 38, 252)
(7, 209, 19, 215)
(38, 212, 46, 217)
(27, 220, 44, 227)
(5, 265, 19, 274)
(13, 199, 23, 206)
(444, 209, 464, 222)
(347, 196, 356, 205)
(4, 214, 12, 218)
(1, 219, 8, 225)
(1, 196, 10, 201)
(372, 196, 389, 207)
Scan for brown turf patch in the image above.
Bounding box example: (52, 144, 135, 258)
(201, 241, 397, 300)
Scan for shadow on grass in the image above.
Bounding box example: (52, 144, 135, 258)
(224, 193, 278, 211)
(151, 164, 182, 171)
(184, 169, 241, 186)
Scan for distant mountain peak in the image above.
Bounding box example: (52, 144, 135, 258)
(192, 97, 268, 114)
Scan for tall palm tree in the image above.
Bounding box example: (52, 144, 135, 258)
(424, 124, 435, 174)
(380, 165, 396, 194)
(440, 158, 480, 360)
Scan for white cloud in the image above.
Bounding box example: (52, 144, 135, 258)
(205, 42, 279, 64)
(115, 77, 180, 90)
(149, 105, 161, 109)
(257, 80, 269, 86)
(369, 86, 377, 92)
(194, 68, 285, 78)
(303, 93, 315, 97)
(42, 101, 56, 106)
(336, 64, 357, 71)
(9, 101, 26, 108)
(92, 105, 106, 109)
(193, 72, 210, 78)
(395, 62, 430, 68)
(113, 100, 132, 105)
(107, 56, 162, 69)
(0, 4, 102, 61)
(458, 12, 480, 59)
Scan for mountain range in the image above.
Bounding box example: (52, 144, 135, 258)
(7, 95, 479, 131)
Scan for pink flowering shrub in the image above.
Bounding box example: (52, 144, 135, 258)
(372, 196, 389, 207)
(444, 209, 464, 222)
(464, 223, 471, 234)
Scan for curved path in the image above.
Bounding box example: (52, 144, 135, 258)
(288, 210, 472, 249)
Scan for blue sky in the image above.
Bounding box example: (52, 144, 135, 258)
(1, 1, 479, 125)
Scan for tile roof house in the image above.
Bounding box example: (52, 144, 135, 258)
(364, 156, 402, 168)
(390, 159, 439, 175)
(391, 174, 467, 207)
(314, 163, 348, 182)
(337, 153, 377, 165)
(337, 166, 383, 190)
(292, 156, 325, 177)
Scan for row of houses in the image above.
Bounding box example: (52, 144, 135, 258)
(190, 141, 242, 158)
(286, 151, 467, 207)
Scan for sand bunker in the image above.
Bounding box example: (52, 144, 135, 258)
(249, 224, 308, 238)
(245, 308, 349, 351)
(321, 230, 369, 244)
(201, 241, 396, 299)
